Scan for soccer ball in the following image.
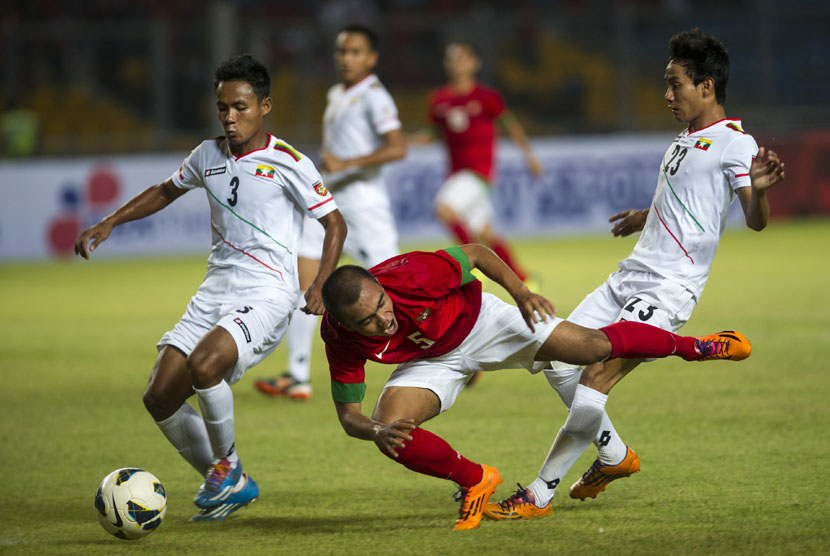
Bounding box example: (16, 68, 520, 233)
(94, 468, 167, 540)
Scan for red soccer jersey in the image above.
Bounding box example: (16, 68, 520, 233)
(428, 83, 506, 181)
(322, 247, 482, 403)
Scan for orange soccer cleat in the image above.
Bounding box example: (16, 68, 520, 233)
(693, 330, 751, 361)
(569, 446, 640, 501)
(253, 372, 311, 400)
(453, 464, 502, 530)
(483, 483, 552, 521)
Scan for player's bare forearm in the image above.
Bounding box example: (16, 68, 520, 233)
(323, 129, 406, 173)
(74, 179, 185, 258)
(460, 243, 555, 330)
(502, 118, 542, 177)
(303, 210, 347, 314)
(334, 401, 415, 456)
(743, 188, 770, 231)
(741, 147, 784, 231)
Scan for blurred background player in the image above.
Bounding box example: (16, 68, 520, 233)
(75, 54, 346, 521)
(319, 244, 750, 530)
(255, 24, 405, 400)
(409, 40, 543, 283)
(484, 28, 786, 522)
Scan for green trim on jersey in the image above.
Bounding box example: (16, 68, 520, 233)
(203, 185, 293, 254)
(662, 171, 706, 232)
(331, 381, 367, 404)
(496, 110, 517, 130)
(441, 245, 476, 285)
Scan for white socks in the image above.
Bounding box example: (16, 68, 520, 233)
(156, 403, 213, 476)
(527, 384, 608, 507)
(544, 366, 627, 465)
(195, 381, 236, 462)
(286, 293, 318, 383)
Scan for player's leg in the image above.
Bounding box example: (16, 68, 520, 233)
(479, 223, 528, 282)
(372, 383, 501, 531)
(434, 171, 482, 245)
(188, 325, 243, 509)
(144, 345, 213, 476)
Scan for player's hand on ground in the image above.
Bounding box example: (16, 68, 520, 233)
(300, 283, 325, 315)
(373, 418, 416, 458)
(609, 208, 648, 237)
(74, 220, 113, 259)
(320, 150, 347, 174)
(514, 287, 556, 332)
(750, 146, 785, 192)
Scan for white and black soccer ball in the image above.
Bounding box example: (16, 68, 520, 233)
(94, 468, 167, 540)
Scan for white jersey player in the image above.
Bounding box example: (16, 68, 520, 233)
(255, 24, 405, 400)
(483, 28, 785, 521)
(75, 54, 346, 522)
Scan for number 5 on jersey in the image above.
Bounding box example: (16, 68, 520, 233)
(408, 331, 435, 350)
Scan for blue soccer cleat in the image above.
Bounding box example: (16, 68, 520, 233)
(191, 473, 259, 522)
(193, 458, 243, 509)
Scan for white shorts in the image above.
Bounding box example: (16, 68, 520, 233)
(383, 293, 563, 412)
(157, 273, 295, 385)
(434, 170, 493, 235)
(298, 180, 398, 266)
(567, 269, 696, 333)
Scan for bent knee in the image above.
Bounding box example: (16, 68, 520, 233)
(143, 387, 180, 422)
(186, 352, 225, 388)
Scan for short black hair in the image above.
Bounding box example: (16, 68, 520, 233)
(322, 265, 376, 323)
(668, 28, 729, 105)
(214, 54, 270, 101)
(339, 24, 379, 51)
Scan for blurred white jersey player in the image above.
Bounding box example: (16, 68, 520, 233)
(255, 24, 406, 400)
(74, 54, 346, 522)
(483, 28, 785, 521)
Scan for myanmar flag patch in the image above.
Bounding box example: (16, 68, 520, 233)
(255, 165, 276, 179)
(313, 181, 328, 196)
(694, 138, 712, 151)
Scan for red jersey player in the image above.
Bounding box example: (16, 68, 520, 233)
(319, 244, 751, 530)
(410, 41, 542, 282)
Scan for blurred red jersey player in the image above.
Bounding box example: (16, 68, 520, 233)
(411, 41, 542, 282)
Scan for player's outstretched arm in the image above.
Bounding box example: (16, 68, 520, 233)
(321, 129, 407, 174)
(609, 208, 649, 237)
(74, 179, 186, 259)
(302, 210, 347, 315)
(460, 243, 555, 331)
(334, 401, 416, 458)
(501, 114, 543, 178)
(739, 146, 785, 231)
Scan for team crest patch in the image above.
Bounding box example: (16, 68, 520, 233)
(205, 166, 227, 177)
(694, 138, 712, 151)
(255, 165, 276, 179)
(313, 181, 328, 196)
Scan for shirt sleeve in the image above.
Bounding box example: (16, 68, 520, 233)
(321, 319, 368, 403)
(368, 83, 402, 136)
(377, 249, 477, 299)
(722, 133, 759, 191)
(279, 153, 338, 219)
(170, 142, 206, 190)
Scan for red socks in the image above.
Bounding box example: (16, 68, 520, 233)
(600, 321, 697, 361)
(449, 220, 472, 244)
(383, 427, 483, 488)
(489, 240, 528, 282)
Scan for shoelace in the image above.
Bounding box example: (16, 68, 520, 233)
(498, 483, 532, 511)
(205, 461, 231, 490)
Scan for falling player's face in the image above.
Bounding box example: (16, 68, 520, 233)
(339, 278, 398, 337)
(334, 32, 378, 87)
(443, 43, 480, 81)
(664, 61, 709, 125)
(215, 80, 271, 154)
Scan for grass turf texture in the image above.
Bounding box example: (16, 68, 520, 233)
(1, 218, 828, 555)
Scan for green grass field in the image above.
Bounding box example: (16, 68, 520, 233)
(1, 219, 829, 555)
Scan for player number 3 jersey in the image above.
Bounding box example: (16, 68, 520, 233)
(620, 119, 758, 299)
(171, 134, 337, 294)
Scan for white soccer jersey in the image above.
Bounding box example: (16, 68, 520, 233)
(322, 73, 401, 187)
(170, 134, 337, 295)
(619, 119, 758, 298)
